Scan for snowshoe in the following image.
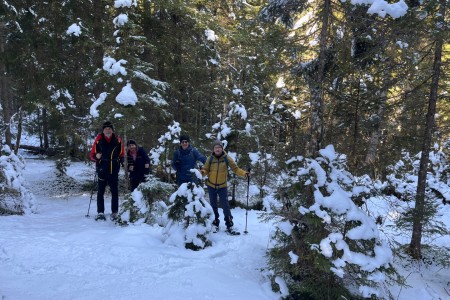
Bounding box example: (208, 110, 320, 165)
(95, 213, 106, 221)
(225, 227, 240, 236)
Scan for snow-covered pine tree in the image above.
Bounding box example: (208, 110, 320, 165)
(0, 145, 35, 215)
(148, 121, 181, 183)
(117, 175, 175, 226)
(165, 181, 214, 251)
(382, 144, 450, 264)
(266, 145, 395, 299)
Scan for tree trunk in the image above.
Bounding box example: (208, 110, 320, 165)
(350, 84, 360, 169)
(364, 66, 390, 175)
(42, 108, 49, 149)
(308, 0, 331, 157)
(409, 0, 446, 259)
(0, 20, 12, 148)
(93, 0, 105, 96)
(14, 107, 23, 155)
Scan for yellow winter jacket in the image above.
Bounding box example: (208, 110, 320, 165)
(201, 151, 247, 189)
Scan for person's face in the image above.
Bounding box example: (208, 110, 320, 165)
(213, 145, 223, 155)
(128, 144, 137, 151)
(181, 140, 189, 150)
(103, 127, 113, 137)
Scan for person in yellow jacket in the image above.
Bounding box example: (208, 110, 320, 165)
(201, 140, 250, 233)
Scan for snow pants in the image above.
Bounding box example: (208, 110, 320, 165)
(130, 176, 144, 191)
(207, 186, 233, 227)
(97, 173, 119, 214)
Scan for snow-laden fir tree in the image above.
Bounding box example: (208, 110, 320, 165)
(117, 175, 175, 226)
(148, 121, 181, 183)
(0, 145, 35, 215)
(266, 145, 395, 299)
(164, 181, 214, 251)
(382, 144, 450, 263)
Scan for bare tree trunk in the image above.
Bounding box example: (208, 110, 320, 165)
(409, 0, 446, 259)
(364, 66, 390, 172)
(0, 20, 12, 148)
(42, 108, 49, 149)
(93, 0, 105, 96)
(308, 0, 331, 157)
(14, 107, 23, 155)
(350, 84, 360, 169)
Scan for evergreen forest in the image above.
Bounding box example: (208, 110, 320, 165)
(1, 1, 449, 299)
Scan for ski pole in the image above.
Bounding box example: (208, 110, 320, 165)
(86, 172, 97, 217)
(244, 167, 251, 234)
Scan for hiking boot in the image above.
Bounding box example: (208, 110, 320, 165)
(110, 213, 118, 221)
(225, 215, 234, 228)
(95, 213, 106, 221)
(212, 219, 220, 233)
(226, 226, 240, 235)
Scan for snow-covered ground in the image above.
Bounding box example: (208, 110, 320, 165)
(0, 155, 449, 300)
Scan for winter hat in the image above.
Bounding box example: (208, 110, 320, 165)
(127, 139, 137, 146)
(212, 140, 223, 149)
(102, 121, 114, 131)
(179, 135, 190, 143)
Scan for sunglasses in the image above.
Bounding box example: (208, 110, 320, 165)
(181, 140, 189, 144)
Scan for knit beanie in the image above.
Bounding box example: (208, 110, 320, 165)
(179, 135, 190, 142)
(102, 121, 114, 131)
(212, 140, 223, 149)
(127, 139, 137, 146)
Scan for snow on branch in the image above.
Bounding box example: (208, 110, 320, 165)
(348, 0, 408, 18)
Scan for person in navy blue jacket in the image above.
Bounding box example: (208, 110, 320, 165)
(172, 134, 206, 186)
(126, 139, 150, 191)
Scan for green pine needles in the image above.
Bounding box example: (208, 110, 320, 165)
(266, 145, 395, 299)
(166, 182, 214, 251)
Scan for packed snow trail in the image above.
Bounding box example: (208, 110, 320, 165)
(0, 159, 278, 300)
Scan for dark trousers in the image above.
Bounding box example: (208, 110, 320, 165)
(130, 177, 144, 191)
(176, 176, 199, 187)
(97, 173, 119, 213)
(207, 186, 232, 226)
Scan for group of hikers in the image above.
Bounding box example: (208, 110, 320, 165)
(89, 121, 250, 233)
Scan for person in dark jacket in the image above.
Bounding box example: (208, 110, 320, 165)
(172, 134, 206, 186)
(126, 139, 150, 191)
(89, 121, 124, 221)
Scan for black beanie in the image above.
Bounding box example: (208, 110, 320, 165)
(127, 139, 137, 146)
(102, 121, 114, 131)
(179, 135, 190, 142)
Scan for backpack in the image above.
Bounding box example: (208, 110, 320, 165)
(209, 154, 229, 168)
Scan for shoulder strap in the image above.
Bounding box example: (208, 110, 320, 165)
(209, 155, 229, 167)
